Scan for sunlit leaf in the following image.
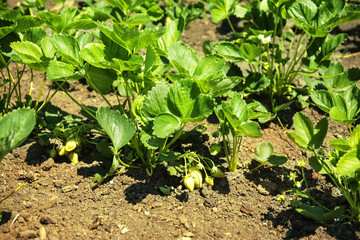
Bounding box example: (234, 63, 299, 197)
(96, 106, 136, 152)
(0, 108, 35, 162)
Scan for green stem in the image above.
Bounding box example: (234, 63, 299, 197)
(226, 17, 237, 35)
(285, 35, 315, 88)
(56, 82, 96, 119)
(222, 132, 231, 166)
(270, 6, 280, 72)
(34, 73, 46, 111)
(160, 124, 185, 154)
(0, 182, 28, 204)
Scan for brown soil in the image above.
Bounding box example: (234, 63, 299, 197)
(1, 1, 360, 240)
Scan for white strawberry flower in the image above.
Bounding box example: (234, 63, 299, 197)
(258, 34, 272, 44)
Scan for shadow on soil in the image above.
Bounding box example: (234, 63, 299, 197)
(0, 211, 12, 226)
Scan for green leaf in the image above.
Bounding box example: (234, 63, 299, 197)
(84, 65, 117, 94)
(343, 85, 360, 121)
(156, 17, 185, 53)
(336, 149, 360, 177)
(0, 9, 21, 22)
(239, 43, 262, 62)
(49, 35, 83, 67)
(238, 121, 262, 138)
(97, 22, 165, 54)
(153, 113, 181, 138)
(141, 84, 170, 120)
(113, 54, 143, 72)
(140, 124, 165, 150)
(286, 112, 315, 151)
(287, 131, 309, 150)
(104, 0, 146, 15)
(309, 155, 326, 174)
(193, 55, 226, 82)
(328, 4, 360, 28)
(122, 13, 151, 26)
(322, 62, 357, 91)
(288, 0, 317, 26)
(255, 141, 274, 163)
(294, 203, 345, 223)
(168, 41, 199, 75)
(47, 60, 82, 81)
(311, 90, 336, 113)
(141, 2, 164, 22)
(243, 73, 270, 93)
(96, 107, 136, 152)
(208, 0, 238, 23)
(312, 118, 328, 149)
(37, 11, 67, 34)
(204, 77, 242, 97)
(349, 125, 360, 149)
(0, 108, 35, 162)
(80, 43, 114, 69)
(329, 138, 351, 152)
(0, 27, 14, 40)
(293, 112, 313, 144)
(329, 106, 352, 124)
(168, 80, 215, 123)
(23, 28, 46, 46)
(16, 15, 43, 33)
(213, 42, 244, 61)
(267, 154, 287, 166)
(10, 41, 43, 64)
(41, 37, 55, 59)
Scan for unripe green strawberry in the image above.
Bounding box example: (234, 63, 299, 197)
(211, 166, 225, 178)
(65, 139, 77, 152)
(210, 144, 221, 156)
(68, 152, 79, 165)
(49, 149, 57, 158)
(183, 175, 195, 192)
(205, 176, 214, 186)
(189, 169, 203, 189)
(58, 146, 67, 156)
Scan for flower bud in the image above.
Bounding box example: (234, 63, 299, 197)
(183, 175, 195, 192)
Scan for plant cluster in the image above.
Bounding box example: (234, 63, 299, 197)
(1, 0, 360, 225)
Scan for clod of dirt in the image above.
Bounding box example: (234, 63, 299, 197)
(39, 226, 47, 240)
(17, 230, 38, 238)
(40, 216, 56, 225)
(88, 216, 104, 230)
(41, 158, 55, 171)
(62, 184, 78, 193)
(37, 196, 58, 211)
(257, 181, 278, 195)
(240, 204, 255, 216)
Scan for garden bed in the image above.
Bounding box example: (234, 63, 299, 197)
(1, 0, 360, 239)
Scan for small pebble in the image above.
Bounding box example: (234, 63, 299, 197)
(121, 227, 129, 234)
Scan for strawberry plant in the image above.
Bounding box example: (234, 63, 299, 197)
(286, 111, 360, 223)
(250, 141, 287, 172)
(213, 95, 263, 172)
(205, 0, 360, 115)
